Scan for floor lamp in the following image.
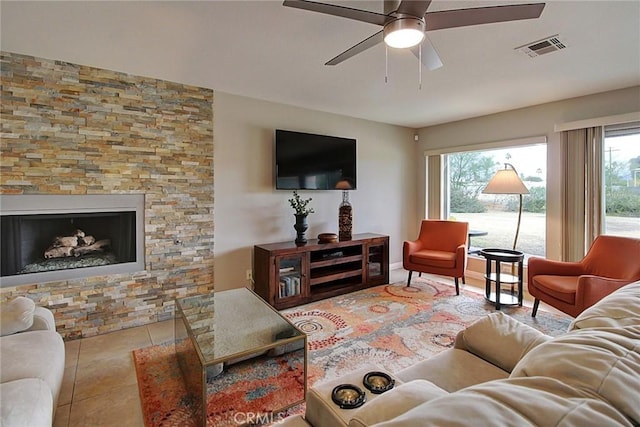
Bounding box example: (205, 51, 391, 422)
(482, 163, 529, 251)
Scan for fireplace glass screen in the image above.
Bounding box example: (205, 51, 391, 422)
(1, 211, 137, 278)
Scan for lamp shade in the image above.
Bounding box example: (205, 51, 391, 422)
(335, 179, 353, 190)
(483, 166, 529, 195)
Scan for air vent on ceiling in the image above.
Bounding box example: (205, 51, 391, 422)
(516, 35, 567, 58)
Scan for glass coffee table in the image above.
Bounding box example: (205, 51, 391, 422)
(175, 288, 307, 426)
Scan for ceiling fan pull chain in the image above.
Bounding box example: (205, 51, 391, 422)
(419, 43, 423, 90)
(385, 45, 388, 84)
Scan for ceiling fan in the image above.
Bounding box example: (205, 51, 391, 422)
(283, 0, 546, 70)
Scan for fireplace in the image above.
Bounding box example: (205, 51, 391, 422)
(0, 195, 145, 287)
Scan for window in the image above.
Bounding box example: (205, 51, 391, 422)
(603, 124, 640, 238)
(444, 144, 547, 257)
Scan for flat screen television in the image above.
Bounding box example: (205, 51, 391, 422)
(275, 129, 356, 190)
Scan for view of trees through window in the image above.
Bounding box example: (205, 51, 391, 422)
(603, 130, 640, 238)
(445, 145, 547, 257)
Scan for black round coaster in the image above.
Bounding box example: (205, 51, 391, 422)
(331, 384, 366, 409)
(363, 371, 395, 394)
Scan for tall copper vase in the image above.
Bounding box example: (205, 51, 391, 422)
(338, 191, 352, 241)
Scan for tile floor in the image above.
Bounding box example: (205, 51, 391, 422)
(52, 268, 555, 426)
(54, 319, 174, 427)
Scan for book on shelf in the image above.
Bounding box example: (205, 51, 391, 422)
(369, 262, 381, 275)
(278, 275, 301, 298)
(321, 251, 344, 259)
(292, 276, 300, 296)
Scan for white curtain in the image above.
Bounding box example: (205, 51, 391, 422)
(561, 126, 603, 261)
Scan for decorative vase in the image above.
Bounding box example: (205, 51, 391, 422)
(294, 214, 309, 245)
(338, 191, 352, 241)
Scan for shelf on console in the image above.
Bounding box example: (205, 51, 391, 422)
(310, 268, 363, 286)
(311, 254, 363, 269)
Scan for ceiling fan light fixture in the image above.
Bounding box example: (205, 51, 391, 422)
(383, 17, 425, 49)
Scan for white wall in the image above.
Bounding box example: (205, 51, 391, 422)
(214, 92, 416, 290)
(416, 85, 640, 261)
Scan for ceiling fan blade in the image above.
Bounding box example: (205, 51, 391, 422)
(425, 3, 545, 31)
(283, 0, 388, 26)
(411, 35, 443, 71)
(396, 0, 432, 18)
(325, 31, 384, 66)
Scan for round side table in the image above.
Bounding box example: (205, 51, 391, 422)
(479, 248, 524, 310)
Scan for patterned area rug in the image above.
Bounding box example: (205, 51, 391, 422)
(283, 277, 570, 386)
(134, 345, 304, 426)
(134, 278, 571, 426)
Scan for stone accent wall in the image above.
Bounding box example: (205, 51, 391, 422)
(0, 51, 214, 339)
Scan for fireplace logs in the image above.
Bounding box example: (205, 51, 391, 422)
(44, 246, 74, 259)
(52, 236, 77, 248)
(44, 229, 110, 259)
(71, 240, 110, 257)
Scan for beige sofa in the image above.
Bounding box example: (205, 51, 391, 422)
(282, 280, 640, 427)
(1, 297, 65, 426)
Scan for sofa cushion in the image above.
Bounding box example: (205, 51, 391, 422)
(454, 312, 552, 373)
(30, 306, 57, 332)
(369, 377, 633, 427)
(570, 280, 640, 330)
(0, 330, 65, 408)
(395, 348, 508, 392)
(1, 297, 35, 336)
(0, 378, 53, 427)
(511, 326, 640, 424)
(348, 380, 447, 427)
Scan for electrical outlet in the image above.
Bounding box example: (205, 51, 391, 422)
(246, 270, 253, 281)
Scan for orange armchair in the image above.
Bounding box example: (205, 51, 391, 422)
(403, 220, 469, 295)
(528, 235, 640, 318)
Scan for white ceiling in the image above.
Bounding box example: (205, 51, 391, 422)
(1, 0, 639, 128)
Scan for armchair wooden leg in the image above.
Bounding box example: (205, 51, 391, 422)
(454, 277, 460, 295)
(407, 271, 413, 287)
(532, 299, 540, 317)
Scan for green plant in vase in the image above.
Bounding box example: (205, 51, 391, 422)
(289, 190, 315, 216)
(289, 190, 314, 244)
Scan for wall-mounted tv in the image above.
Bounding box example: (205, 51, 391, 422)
(275, 129, 356, 190)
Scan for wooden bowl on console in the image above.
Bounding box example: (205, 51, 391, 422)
(318, 233, 338, 244)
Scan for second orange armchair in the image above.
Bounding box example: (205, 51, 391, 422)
(528, 235, 640, 317)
